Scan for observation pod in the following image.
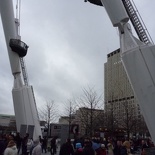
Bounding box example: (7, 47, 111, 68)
(85, 0, 103, 6)
(9, 39, 28, 57)
(0, 0, 42, 140)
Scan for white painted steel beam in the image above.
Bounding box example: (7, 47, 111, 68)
(0, 0, 42, 139)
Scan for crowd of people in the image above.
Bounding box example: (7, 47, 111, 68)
(0, 132, 48, 155)
(0, 132, 154, 155)
(59, 136, 154, 155)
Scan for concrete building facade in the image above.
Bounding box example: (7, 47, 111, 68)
(0, 114, 16, 127)
(74, 107, 104, 137)
(0, 114, 16, 134)
(104, 49, 143, 134)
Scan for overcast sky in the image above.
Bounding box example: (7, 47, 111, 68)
(0, 0, 155, 117)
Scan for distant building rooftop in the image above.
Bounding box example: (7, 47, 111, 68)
(0, 114, 15, 127)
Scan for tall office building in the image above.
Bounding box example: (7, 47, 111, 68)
(104, 49, 143, 133)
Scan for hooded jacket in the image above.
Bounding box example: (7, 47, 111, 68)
(4, 140, 17, 155)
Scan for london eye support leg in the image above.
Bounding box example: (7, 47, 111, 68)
(0, 0, 42, 139)
(100, 0, 155, 143)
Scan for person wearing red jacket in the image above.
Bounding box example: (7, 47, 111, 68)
(96, 144, 107, 155)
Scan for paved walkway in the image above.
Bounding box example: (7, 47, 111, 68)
(42, 151, 59, 155)
(41, 145, 60, 155)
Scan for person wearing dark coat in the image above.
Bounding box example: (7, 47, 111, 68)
(113, 140, 122, 155)
(141, 140, 149, 155)
(120, 146, 127, 155)
(120, 141, 131, 155)
(22, 133, 29, 155)
(59, 138, 74, 155)
(0, 134, 6, 155)
(42, 137, 47, 153)
(83, 140, 95, 155)
(50, 137, 57, 155)
(14, 132, 22, 154)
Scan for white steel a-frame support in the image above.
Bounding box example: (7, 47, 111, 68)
(0, 0, 42, 139)
(101, 0, 155, 143)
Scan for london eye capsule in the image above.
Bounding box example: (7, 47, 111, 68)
(85, 0, 103, 6)
(9, 39, 28, 57)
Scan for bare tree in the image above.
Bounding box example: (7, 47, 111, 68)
(39, 100, 58, 137)
(137, 116, 149, 138)
(119, 99, 137, 139)
(104, 102, 119, 137)
(62, 99, 77, 138)
(76, 87, 104, 137)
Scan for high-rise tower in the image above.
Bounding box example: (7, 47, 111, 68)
(104, 49, 144, 137)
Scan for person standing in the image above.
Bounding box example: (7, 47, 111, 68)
(0, 134, 6, 155)
(27, 138, 34, 155)
(107, 142, 114, 155)
(59, 138, 74, 155)
(83, 140, 95, 155)
(42, 137, 47, 153)
(14, 132, 22, 154)
(50, 137, 57, 155)
(74, 143, 84, 155)
(4, 140, 18, 155)
(96, 144, 107, 155)
(32, 139, 42, 155)
(113, 140, 122, 155)
(38, 136, 43, 152)
(22, 133, 29, 155)
(120, 141, 131, 155)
